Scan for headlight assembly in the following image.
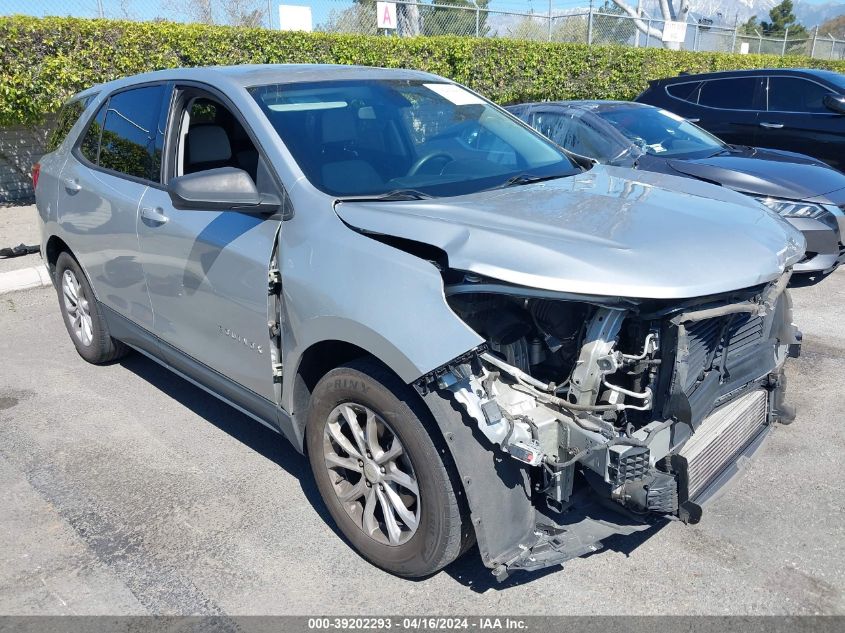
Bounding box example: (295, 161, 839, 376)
(755, 197, 828, 220)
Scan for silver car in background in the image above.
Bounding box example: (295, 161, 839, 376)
(35, 65, 805, 581)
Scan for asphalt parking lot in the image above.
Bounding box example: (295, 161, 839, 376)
(0, 260, 843, 615)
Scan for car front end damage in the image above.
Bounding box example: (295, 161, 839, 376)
(416, 270, 801, 580)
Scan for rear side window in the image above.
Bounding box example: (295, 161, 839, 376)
(698, 78, 758, 110)
(767, 77, 834, 113)
(46, 96, 93, 152)
(666, 81, 701, 103)
(79, 85, 166, 182)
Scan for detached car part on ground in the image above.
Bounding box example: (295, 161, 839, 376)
(507, 100, 845, 287)
(35, 65, 805, 582)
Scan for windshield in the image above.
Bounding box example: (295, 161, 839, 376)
(596, 107, 727, 158)
(250, 79, 579, 198)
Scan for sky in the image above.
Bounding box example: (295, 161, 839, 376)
(3, 0, 843, 27)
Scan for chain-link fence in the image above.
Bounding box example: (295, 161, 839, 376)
(4, 1, 845, 59)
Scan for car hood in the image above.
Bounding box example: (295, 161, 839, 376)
(335, 165, 805, 299)
(667, 148, 845, 200)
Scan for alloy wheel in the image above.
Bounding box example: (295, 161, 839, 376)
(62, 269, 93, 347)
(322, 403, 421, 546)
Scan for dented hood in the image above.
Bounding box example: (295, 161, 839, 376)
(335, 165, 805, 300)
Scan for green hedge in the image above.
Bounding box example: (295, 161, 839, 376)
(2, 15, 845, 126)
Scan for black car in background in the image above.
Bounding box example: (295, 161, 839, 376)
(633, 68, 845, 172)
(507, 100, 845, 285)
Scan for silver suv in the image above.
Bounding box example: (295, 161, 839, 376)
(35, 65, 805, 581)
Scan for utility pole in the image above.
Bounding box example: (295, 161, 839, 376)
(635, 0, 643, 47)
(731, 14, 737, 53)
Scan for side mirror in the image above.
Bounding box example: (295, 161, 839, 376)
(168, 167, 280, 214)
(823, 94, 845, 115)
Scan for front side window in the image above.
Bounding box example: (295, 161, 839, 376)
(767, 77, 834, 113)
(96, 85, 166, 181)
(596, 106, 726, 158)
(250, 80, 578, 197)
(698, 78, 758, 110)
(531, 110, 625, 163)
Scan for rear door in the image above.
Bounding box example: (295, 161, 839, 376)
(137, 85, 283, 405)
(694, 76, 764, 146)
(758, 75, 845, 170)
(57, 84, 170, 332)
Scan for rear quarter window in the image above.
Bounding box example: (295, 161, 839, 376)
(46, 96, 94, 152)
(666, 82, 701, 103)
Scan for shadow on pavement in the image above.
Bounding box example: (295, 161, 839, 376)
(118, 351, 667, 592)
(117, 353, 343, 540)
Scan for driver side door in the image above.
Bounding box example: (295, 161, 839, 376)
(137, 85, 284, 415)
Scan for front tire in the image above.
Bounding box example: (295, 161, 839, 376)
(55, 252, 128, 364)
(306, 360, 468, 577)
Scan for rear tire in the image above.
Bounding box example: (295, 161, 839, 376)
(306, 359, 468, 577)
(55, 252, 128, 364)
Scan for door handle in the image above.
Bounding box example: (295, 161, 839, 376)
(140, 206, 169, 224)
(63, 177, 81, 193)
(759, 122, 784, 129)
(686, 118, 700, 123)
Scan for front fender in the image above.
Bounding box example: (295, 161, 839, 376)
(278, 194, 483, 411)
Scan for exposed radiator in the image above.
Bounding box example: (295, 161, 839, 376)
(677, 389, 768, 499)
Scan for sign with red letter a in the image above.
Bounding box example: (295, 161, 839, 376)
(377, 2, 397, 30)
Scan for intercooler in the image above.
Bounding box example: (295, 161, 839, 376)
(675, 389, 769, 500)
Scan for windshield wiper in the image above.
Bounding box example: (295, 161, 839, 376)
(497, 173, 569, 189)
(336, 189, 434, 203)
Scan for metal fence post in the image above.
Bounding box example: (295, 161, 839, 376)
(587, 3, 594, 45)
(731, 19, 737, 52)
(267, 0, 273, 29)
(645, 18, 651, 48)
(96, 0, 104, 18)
(810, 26, 818, 58)
(548, 0, 553, 42)
(782, 27, 789, 55)
(693, 24, 699, 51)
(476, 3, 480, 37)
(756, 29, 762, 54)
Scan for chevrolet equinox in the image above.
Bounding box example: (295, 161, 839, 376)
(35, 65, 805, 580)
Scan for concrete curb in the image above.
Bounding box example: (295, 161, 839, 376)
(0, 264, 52, 295)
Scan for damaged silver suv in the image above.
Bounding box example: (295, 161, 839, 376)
(35, 65, 805, 581)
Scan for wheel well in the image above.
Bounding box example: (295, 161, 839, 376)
(45, 235, 71, 277)
(295, 340, 373, 394)
(292, 340, 406, 445)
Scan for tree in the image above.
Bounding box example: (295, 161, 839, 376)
(176, 0, 266, 27)
(592, 1, 637, 45)
(739, 16, 759, 35)
(609, 0, 691, 50)
(760, 0, 808, 39)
